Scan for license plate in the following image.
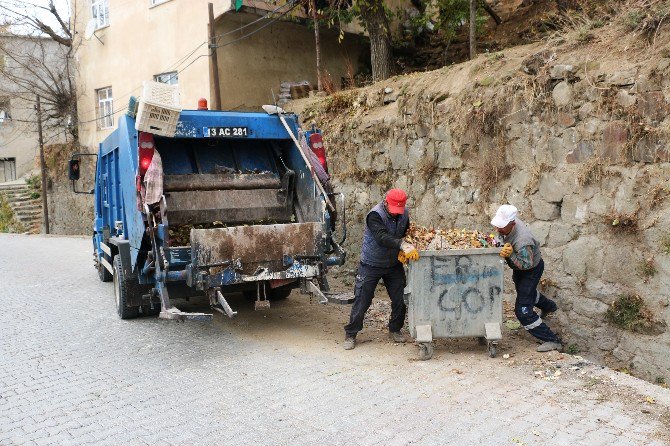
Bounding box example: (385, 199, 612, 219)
(204, 126, 249, 137)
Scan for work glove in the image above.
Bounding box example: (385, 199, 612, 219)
(398, 252, 407, 264)
(500, 243, 513, 258)
(400, 241, 420, 262)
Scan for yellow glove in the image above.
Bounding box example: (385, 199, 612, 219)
(405, 249, 420, 262)
(500, 243, 513, 258)
(398, 251, 407, 264)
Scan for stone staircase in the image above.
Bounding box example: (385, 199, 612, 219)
(0, 183, 42, 234)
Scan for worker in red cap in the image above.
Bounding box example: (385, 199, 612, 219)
(343, 189, 419, 350)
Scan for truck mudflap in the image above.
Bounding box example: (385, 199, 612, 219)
(190, 222, 324, 288)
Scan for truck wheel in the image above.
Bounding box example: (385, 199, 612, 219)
(113, 256, 140, 319)
(97, 254, 112, 282)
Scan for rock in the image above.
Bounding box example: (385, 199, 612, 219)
(566, 141, 594, 163)
(478, 76, 495, 87)
(531, 197, 560, 220)
(633, 135, 670, 163)
(607, 68, 637, 86)
(389, 139, 409, 169)
(563, 238, 589, 277)
(528, 221, 550, 246)
(383, 92, 398, 104)
(600, 121, 628, 161)
(658, 58, 670, 72)
(384, 87, 393, 94)
(432, 125, 451, 142)
(547, 222, 579, 247)
(556, 112, 576, 127)
(615, 90, 636, 108)
(521, 50, 555, 75)
(578, 103, 593, 120)
(636, 91, 667, 122)
(355, 146, 373, 170)
(631, 75, 661, 93)
(538, 174, 565, 203)
(435, 141, 462, 169)
(552, 81, 572, 107)
(561, 195, 588, 225)
(550, 64, 575, 80)
(408, 138, 425, 167)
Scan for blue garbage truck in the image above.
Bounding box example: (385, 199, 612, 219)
(69, 106, 346, 321)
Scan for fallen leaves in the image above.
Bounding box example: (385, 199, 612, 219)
(405, 223, 501, 251)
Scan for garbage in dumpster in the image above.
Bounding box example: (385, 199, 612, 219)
(405, 223, 501, 250)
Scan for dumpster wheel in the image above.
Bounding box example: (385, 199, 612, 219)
(418, 342, 434, 361)
(487, 341, 498, 358)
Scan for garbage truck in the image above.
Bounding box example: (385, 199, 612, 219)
(69, 100, 346, 321)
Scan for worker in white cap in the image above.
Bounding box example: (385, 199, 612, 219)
(491, 204, 562, 352)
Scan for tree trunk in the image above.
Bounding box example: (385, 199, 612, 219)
(360, 0, 393, 82)
(311, 0, 322, 91)
(469, 0, 477, 59)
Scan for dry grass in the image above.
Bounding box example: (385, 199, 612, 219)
(417, 155, 439, 180)
(605, 208, 640, 233)
(472, 142, 511, 199)
(637, 257, 658, 281)
(525, 163, 552, 196)
(577, 157, 608, 186)
(648, 184, 670, 209)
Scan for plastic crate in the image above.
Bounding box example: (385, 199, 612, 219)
(141, 80, 180, 108)
(135, 81, 181, 137)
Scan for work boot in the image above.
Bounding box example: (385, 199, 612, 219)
(536, 341, 563, 352)
(540, 308, 556, 319)
(390, 331, 406, 343)
(343, 337, 356, 350)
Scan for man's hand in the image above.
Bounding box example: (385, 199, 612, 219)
(500, 243, 513, 258)
(398, 252, 407, 264)
(400, 241, 420, 262)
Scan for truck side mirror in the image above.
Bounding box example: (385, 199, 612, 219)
(69, 159, 81, 181)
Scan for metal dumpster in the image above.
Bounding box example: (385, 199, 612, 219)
(405, 248, 504, 360)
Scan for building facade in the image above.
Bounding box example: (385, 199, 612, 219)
(73, 0, 369, 149)
(0, 33, 66, 181)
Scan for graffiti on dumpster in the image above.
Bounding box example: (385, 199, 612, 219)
(431, 256, 502, 320)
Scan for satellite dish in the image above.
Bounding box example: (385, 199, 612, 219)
(84, 19, 96, 40)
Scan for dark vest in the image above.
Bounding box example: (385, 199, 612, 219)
(360, 202, 409, 268)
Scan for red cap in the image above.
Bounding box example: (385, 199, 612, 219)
(385, 189, 407, 214)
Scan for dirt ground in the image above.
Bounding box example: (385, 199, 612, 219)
(182, 276, 670, 444)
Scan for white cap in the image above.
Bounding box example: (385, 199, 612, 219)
(491, 204, 518, 228)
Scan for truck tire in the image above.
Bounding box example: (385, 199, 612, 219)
(269, 285, 293, 301)
(97, 253, 113, 282)
(113, 256, 140, 319)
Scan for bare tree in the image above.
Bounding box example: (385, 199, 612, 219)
(0, 0, 79, 141)
(469, 0, 477, 59)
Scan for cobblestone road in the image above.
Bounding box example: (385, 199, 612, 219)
(1, 234, 669, 446)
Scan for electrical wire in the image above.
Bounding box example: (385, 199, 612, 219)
(79, 1, 300, 125)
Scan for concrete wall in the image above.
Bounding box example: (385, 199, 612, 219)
(215, 12, 366, 110)
(289, 44, 670, 382)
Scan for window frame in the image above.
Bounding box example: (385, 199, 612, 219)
(149, 0, 173, 7)
(154, 71, 178, 85)
(91, 0, 110, 29)
(96, 87, 114, 130)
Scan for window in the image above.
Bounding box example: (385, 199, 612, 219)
(0, 98, 10, 124)
(96, 87, 114, 129)
(91, 0, 109, 29)
(154, 72, 178, 85)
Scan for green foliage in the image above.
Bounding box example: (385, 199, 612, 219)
(435, 0, 487, 42)
(0, 194, 25, 233)
(29, 191, 40, 200)
(662, 235, 670, 255)
(606, 294, 663, 334)
(566, 344, 581, 355)
(25, 175, 41, 190)
(637, 258, 657, 279)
